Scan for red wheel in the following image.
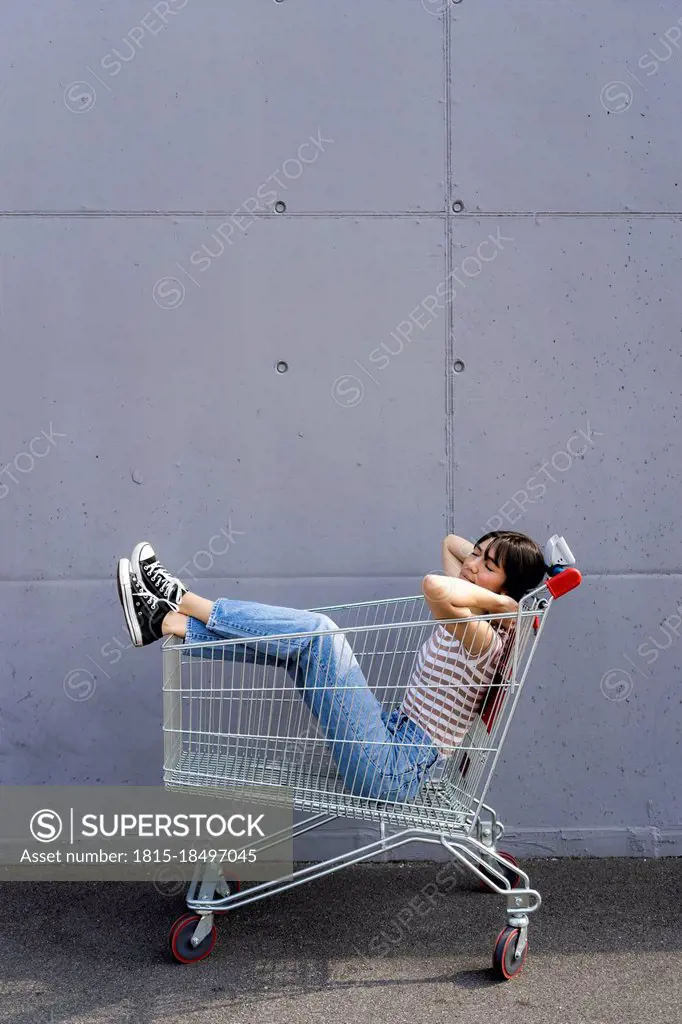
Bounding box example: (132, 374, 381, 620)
(492, 925, 528, 979)
(168, 912, 195, 944)
(478, 851, 522, 891)
(169, 914, 217, 964)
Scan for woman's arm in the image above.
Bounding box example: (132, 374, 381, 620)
(422, 573, 517, 657)
(442, 534, 475, 576)
(427, 574, 515, 615)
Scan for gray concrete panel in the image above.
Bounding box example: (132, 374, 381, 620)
(447, 216, 682, 572)
(0, 0, 444, 212)
(486, 573, 682, 857)
(0, 216, 446, 581)
(451, 0, 682, 212)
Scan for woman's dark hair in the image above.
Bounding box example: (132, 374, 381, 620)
(474, 530, 547, 602)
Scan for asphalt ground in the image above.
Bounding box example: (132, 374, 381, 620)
(1, 857, 680, 1024)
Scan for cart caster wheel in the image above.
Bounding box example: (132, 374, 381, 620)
(478, 851, 522, 891)
(214, 876, 240, 915)
(169, 914, 217, 964)
(167, 912, 195, 945)
(492, 926, 528, 980)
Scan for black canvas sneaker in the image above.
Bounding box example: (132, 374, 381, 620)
(131, 541, 187, 608)
(117, 558, 175, 648)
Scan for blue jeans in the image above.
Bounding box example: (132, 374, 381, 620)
(184, 598, 440, 802)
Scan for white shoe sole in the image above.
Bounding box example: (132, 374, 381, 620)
(117, 558, 143, 648)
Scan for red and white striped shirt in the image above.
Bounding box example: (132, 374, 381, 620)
(400, 622, 512, 754)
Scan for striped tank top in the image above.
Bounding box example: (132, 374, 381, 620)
(400, 622, 512, 755)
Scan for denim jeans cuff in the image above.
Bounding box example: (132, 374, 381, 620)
(184, 616, 207, 645)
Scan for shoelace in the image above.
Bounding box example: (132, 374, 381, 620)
(146, 559, 181, 599)
(131, 571, 161, 610)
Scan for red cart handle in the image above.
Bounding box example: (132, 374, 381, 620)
(546, 567, 582, 598)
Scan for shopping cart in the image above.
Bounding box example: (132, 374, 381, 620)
(161, 535, 582, 979)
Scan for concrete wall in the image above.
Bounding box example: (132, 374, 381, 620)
(1, 0, 681, 858)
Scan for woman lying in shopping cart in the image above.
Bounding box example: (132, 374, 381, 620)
(116, 531, 547, 803)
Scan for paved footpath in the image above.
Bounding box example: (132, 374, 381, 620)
(0, 857, 680, 1024)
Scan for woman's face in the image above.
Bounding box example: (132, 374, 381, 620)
(460, 540, 507, 594)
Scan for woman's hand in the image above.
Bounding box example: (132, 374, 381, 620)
(442, 534, 475, 576)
